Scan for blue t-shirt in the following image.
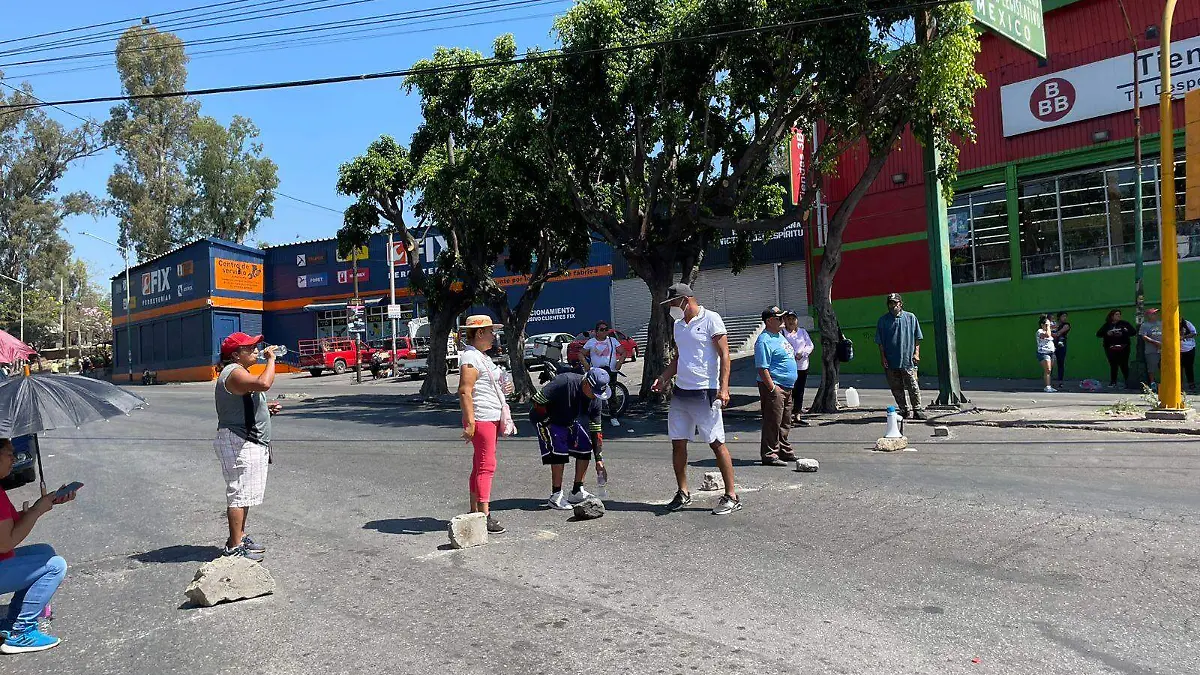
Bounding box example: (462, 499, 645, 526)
(875, 310, 923, 370)
(755, 331, 798, 389)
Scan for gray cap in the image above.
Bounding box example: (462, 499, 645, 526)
(886, 292, 902, 303)
(660, 283, 695, 304)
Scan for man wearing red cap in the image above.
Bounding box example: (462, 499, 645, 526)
(213, 332, 283, 561)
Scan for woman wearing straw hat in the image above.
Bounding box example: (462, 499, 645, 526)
(457, 315, 513, 534)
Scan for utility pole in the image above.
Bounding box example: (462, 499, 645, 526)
(388, 230, 398, 377)
(352, 246, 362, 384)
(1157, 0, 1183, 409)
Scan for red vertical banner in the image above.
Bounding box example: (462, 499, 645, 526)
(789, 128, 805, 206)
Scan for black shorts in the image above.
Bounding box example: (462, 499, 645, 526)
(536, 420, 593, 465)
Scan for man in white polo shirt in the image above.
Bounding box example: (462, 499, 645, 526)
(652, 283, 741, 515)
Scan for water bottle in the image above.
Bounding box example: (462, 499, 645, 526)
(258, 345, 287, 361)
(845, 387, 860, 408)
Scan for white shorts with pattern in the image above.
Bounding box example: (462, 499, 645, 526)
(214, 429, 270, 507)
(667, 392, 726, 445)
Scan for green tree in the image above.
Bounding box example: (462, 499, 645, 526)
(547, 0, 982, 404)
(182, 115, 279, 243)
(103, 25, 200, 260)
(0, 77, 103, 346)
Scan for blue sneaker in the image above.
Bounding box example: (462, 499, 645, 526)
(1, 627, 61, 654)
(240, 535, 266, 554)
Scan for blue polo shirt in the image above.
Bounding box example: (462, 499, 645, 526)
(875, 310, 923, 370)
(755, 331, 798, 389)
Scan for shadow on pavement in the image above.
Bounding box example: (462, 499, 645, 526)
(132, 545, 223, 564)
(490, 497, 549, 512)
(363, 517, 449, 535)
(688, 457, 762, 468)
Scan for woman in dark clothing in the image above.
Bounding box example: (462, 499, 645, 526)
(1053, 311, 1071, 386)
(1096, 309, 1136, 388)
(1180, 316, 1197, 392)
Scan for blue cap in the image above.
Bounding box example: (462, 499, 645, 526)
(584, 367, 612, 400)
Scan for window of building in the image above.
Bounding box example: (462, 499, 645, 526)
(1018, 154, 1188, 277)
(949, 185, 1010, 285)
(317, 309, 348, 338)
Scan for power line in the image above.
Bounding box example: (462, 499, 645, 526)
(278, 192, 344, 213)
(0, 0, 259, 47)
(0, 79, 99, 127)
(0, 0, 961, 111)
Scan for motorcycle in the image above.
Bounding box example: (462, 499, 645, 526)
(535, 358, 629, 419)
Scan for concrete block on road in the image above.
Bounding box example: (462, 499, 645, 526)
(700, 472, 725, 491)
(185, 556, 275, 607)
(794, 458, 820, 472)
(933, 426, 950, 437)
(874, 436, 908, 452)
(572, 497, 606, 520)
(1146, 408, 1195, 421)
(448, 513, 488, 549)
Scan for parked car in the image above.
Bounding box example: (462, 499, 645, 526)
(567, 329, 639, 365)
(298, 337, 378, 376)
(1, 435, 38, 490)
(525, 332, 576, 369)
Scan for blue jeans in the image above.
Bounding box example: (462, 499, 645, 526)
(0, 544, 66, 633)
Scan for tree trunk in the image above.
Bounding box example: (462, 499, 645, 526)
(486, 281, 544, 403)
(637, 263, 677, 400)
(420, 306, 462, 397)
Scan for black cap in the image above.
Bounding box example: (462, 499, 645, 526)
(660, 283, 695, 304)
(886, 292, 902, 303)
(783, 309, 798, 318)
(761, 305, 785, 321)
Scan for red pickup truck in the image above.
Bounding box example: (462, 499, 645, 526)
(299, 338, 377, 376)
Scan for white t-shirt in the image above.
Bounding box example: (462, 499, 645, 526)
(459, 346, 504, 422)
(1036, 329, 1055, 354)
(673, 307, 727, 390)
(582, 335, 621, 369)
(1182, 321, 1197, 353)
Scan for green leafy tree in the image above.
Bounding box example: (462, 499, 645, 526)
(548, 0, 982, 404)
(182, 115, 279, 243)
(103, 25, 200, 260)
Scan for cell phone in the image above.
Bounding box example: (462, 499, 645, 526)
(53, 482, 84, 500)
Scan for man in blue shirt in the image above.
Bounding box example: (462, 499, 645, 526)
(755, 306, 799, 466)
(874, 292, 926, 420)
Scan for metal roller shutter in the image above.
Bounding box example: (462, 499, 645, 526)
(692, 263, 779, 319)
(612, 277, 652, 335)
(778, 261, 814, 329)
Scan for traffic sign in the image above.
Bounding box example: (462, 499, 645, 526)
(971, 0, 1045, 59)
(386, 304, 405, 320)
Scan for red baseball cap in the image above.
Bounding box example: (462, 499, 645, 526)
(220, 332, 264, 357)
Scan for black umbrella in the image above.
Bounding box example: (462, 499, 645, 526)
(0, 374, 146, 438)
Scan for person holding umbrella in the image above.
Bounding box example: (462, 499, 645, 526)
(214, 332, 283, 561)
(0, 438, 76, 654)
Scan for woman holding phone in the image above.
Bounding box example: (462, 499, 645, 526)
(0, 438, 76, 654)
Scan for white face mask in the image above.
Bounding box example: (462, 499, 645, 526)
(669, 305, 686, 321)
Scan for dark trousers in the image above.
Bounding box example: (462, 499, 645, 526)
(1054, 344, 1067, 383)
(1184, 349, 1196, 387)
(758, 382, 793, 459)
(1106, 347, 1130, 386)
(790, 369, 809, 418)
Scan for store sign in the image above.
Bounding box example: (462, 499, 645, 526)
(789, 128, 805, 206)
(296, 272, 328, 289)
(335, 245, 369, 262)
(337, 268, 370, 284)
(388, 241, 409, 267)
(176, 281, 194, 299)
(529, 306, 577, 323)
(141, 267, 171, 296)
(1001, 35, 1200, 137)
(971, 0, 1045, 59)
(296, 253, 326, 267)
(386, 304, 406, 319)
(176, 260, 193, 277)
(214, 258, 265, 293)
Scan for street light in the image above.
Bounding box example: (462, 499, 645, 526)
(81, 231, 134, 384)
(0, 271, 26, 343)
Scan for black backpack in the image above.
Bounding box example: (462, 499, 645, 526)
(836, 331, 854, 362)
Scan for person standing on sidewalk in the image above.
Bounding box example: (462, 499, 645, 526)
(1180, 316, 1197, 392)
(1053, 311, 1071, 387)
(1036, 316, 1057, 393)
(652, 283, 741, 516)
(782, 310, 814, 427)
(755, 306, 798, 467)
(1096, 309, 1136, 388)
(531, 367, 610, 508)
(458, 315, 512, 535)
(874, 293, 926, 420)
(214, 332, 283, 561)
(1140, 308, 1164, 388)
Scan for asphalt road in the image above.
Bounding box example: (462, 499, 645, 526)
(6, 373, 1198, 674)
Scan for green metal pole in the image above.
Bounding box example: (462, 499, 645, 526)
(924, 140, 969, 406)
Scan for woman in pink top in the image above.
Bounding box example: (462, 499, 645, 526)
(782, 311, 815, 427)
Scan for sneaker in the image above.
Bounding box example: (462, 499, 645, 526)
(665, 490, 692, 512)
(547, 491, 571, 510)
(795, 418, 811, 427)
(1044, 386, 1057, 393)
(911, 410, 928, 421)
(712, 494, 742, 516)
(568, 487, 594, 504)
(610, 418, 621, 428)
(222, 543, 265, 562)
(241, 535, 266, 553)
(761, 454, 787, 467)
(777, 452, 798, 463)
(1, 627, 61, 654)
(486, 514, 506, 534)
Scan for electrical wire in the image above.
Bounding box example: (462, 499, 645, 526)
(278, 193, 345, 213)
(0, 80, 100, 127)
(1, 0, 963, 111)
(0, 0, 259, 47)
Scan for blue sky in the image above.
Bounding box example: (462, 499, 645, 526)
(1, 0, 567, 287)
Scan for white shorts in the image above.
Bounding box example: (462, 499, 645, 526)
(668, 392, 726, 445)
(214, 429, 270, 507)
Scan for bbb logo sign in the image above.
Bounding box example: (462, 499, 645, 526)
(141, 267, 171, 296)
(1029, 77, 1075, 123)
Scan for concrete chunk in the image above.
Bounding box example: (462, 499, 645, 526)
(1146, 408, 1195, 421)
(794, 458, 820, 472)
(699, 472, 725, 491)
(572, 497, 606, 520)
(933, 426, 951, 437)
(448, 513, 488, 549)
(185, 556, 275, 607)
(874, 436, 909, 452)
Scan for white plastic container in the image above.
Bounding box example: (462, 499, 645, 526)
(845, 387, 860, 408)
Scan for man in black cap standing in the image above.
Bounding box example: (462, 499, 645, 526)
(652, 283, 741, 515)
(874, 292, 926, 420)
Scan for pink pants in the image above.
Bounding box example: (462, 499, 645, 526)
(469, 420, 500, 503)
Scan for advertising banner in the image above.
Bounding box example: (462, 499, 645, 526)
(214, 258, 265, 294)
